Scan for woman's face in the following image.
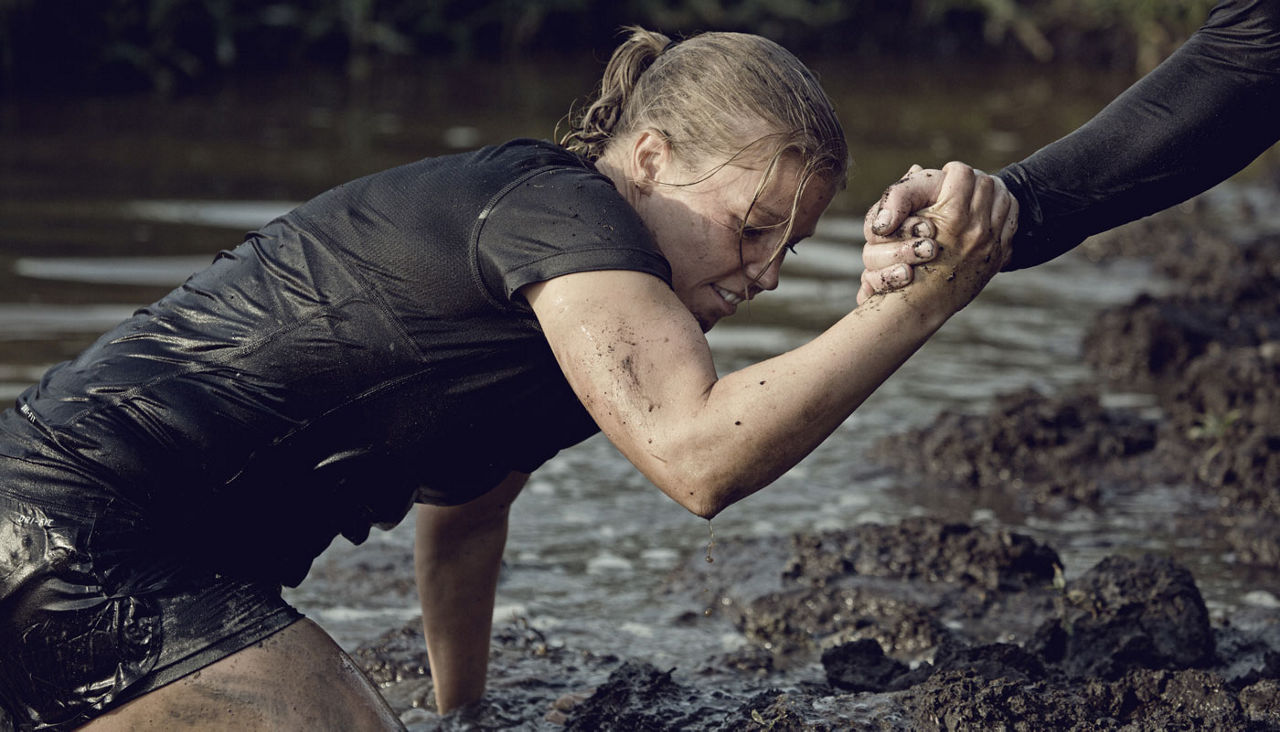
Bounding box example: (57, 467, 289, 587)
(635, 144, 837, 332)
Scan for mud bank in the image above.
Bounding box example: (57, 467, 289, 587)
(353, 183, 1280, 729)
(357, 516, 1279, 730)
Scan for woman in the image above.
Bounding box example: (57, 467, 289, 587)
(0, 28, 1016, 730)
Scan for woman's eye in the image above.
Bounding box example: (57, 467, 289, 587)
(742, 226, 767, 239)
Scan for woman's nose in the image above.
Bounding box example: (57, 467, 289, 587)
(746, 253, 783, 294)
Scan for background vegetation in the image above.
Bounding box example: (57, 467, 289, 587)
(1, 0, 1216, 94)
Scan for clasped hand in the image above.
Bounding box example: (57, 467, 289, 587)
(857, 162, 1019, 309)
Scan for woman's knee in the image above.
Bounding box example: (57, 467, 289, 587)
(84, 620, 403, 731)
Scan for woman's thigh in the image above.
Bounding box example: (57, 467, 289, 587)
(82, 619, 405, 731)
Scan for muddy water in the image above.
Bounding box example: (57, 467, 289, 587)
(3, 56, 1277, 728)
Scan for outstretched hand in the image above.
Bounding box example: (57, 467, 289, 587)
(858, 163, 1019, 305)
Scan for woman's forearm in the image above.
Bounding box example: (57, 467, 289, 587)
(414, 473, 527, 712)
(642, 282, 955, 517)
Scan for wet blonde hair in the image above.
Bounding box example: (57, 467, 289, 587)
(561, 27, 849, 265)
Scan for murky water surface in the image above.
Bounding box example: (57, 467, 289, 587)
(3, 55, 1274, 716)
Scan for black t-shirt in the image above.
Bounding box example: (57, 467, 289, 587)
(998, 0, 1280, 269)
(0, 139, 671, 584)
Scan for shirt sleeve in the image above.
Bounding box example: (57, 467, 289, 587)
(471, 164, 673, 307)
(996, 0, 1280, 270)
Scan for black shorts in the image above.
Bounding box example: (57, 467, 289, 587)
(0, 484, 302, 731)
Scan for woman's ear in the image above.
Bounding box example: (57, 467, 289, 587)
(630, 129, 672, 193)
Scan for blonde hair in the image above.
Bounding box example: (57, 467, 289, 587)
(561, 27, 849, 265)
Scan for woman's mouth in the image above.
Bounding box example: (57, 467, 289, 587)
(714, 285, 744, 306)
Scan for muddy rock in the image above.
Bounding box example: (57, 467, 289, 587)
(1033, 554, 1215, 679)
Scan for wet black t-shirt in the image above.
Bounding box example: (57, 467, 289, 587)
(998, 0, 1280, 269)
(0, 139, 671, 584)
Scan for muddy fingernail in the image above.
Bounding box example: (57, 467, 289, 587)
(912, 239, 935, 259)
(891, 264, 910, 284)
(912, 221, 933, 238)
(874, 208, 891, 232)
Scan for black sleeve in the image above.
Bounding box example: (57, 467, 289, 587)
(474, 164, 672, 306)
(996, 0, 1280, 270)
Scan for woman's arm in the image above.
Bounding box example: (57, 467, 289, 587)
(415, 471, 528, 713)
(525, 163, 1011, 519)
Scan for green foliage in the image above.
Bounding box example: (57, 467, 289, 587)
(1187, 409, 1242, 442)
(0, 0, 1218, 93)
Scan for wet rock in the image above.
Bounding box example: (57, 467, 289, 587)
(871, 389, 1156, 512)
(822, 638, 909, 692)
(1032, 554, 1215, 679)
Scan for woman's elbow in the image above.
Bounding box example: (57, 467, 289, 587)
(651, 468, 739, 520)
(682, 494, 727, 520)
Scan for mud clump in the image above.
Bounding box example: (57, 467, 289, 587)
(1031, 554, 1215, 679)
(690, 518, 1062, 667)
(871, 387, 1156, 512)
(821, 638, 909, 692)
(563, 661, 728, 731)
(782, 517, 1061, 592)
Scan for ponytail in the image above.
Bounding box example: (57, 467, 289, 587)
(561, 26, 848, 207)
(561, 27, 672, 161)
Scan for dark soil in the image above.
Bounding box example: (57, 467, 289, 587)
(351, 183, 1280, 730)
(356, 516, 1280, 730)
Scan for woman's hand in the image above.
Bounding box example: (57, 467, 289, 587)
(858, 163, 1018, 306)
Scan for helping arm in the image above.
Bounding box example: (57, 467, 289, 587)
(997, 0, 1280, 269)
(864, 0, 1280, 282)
